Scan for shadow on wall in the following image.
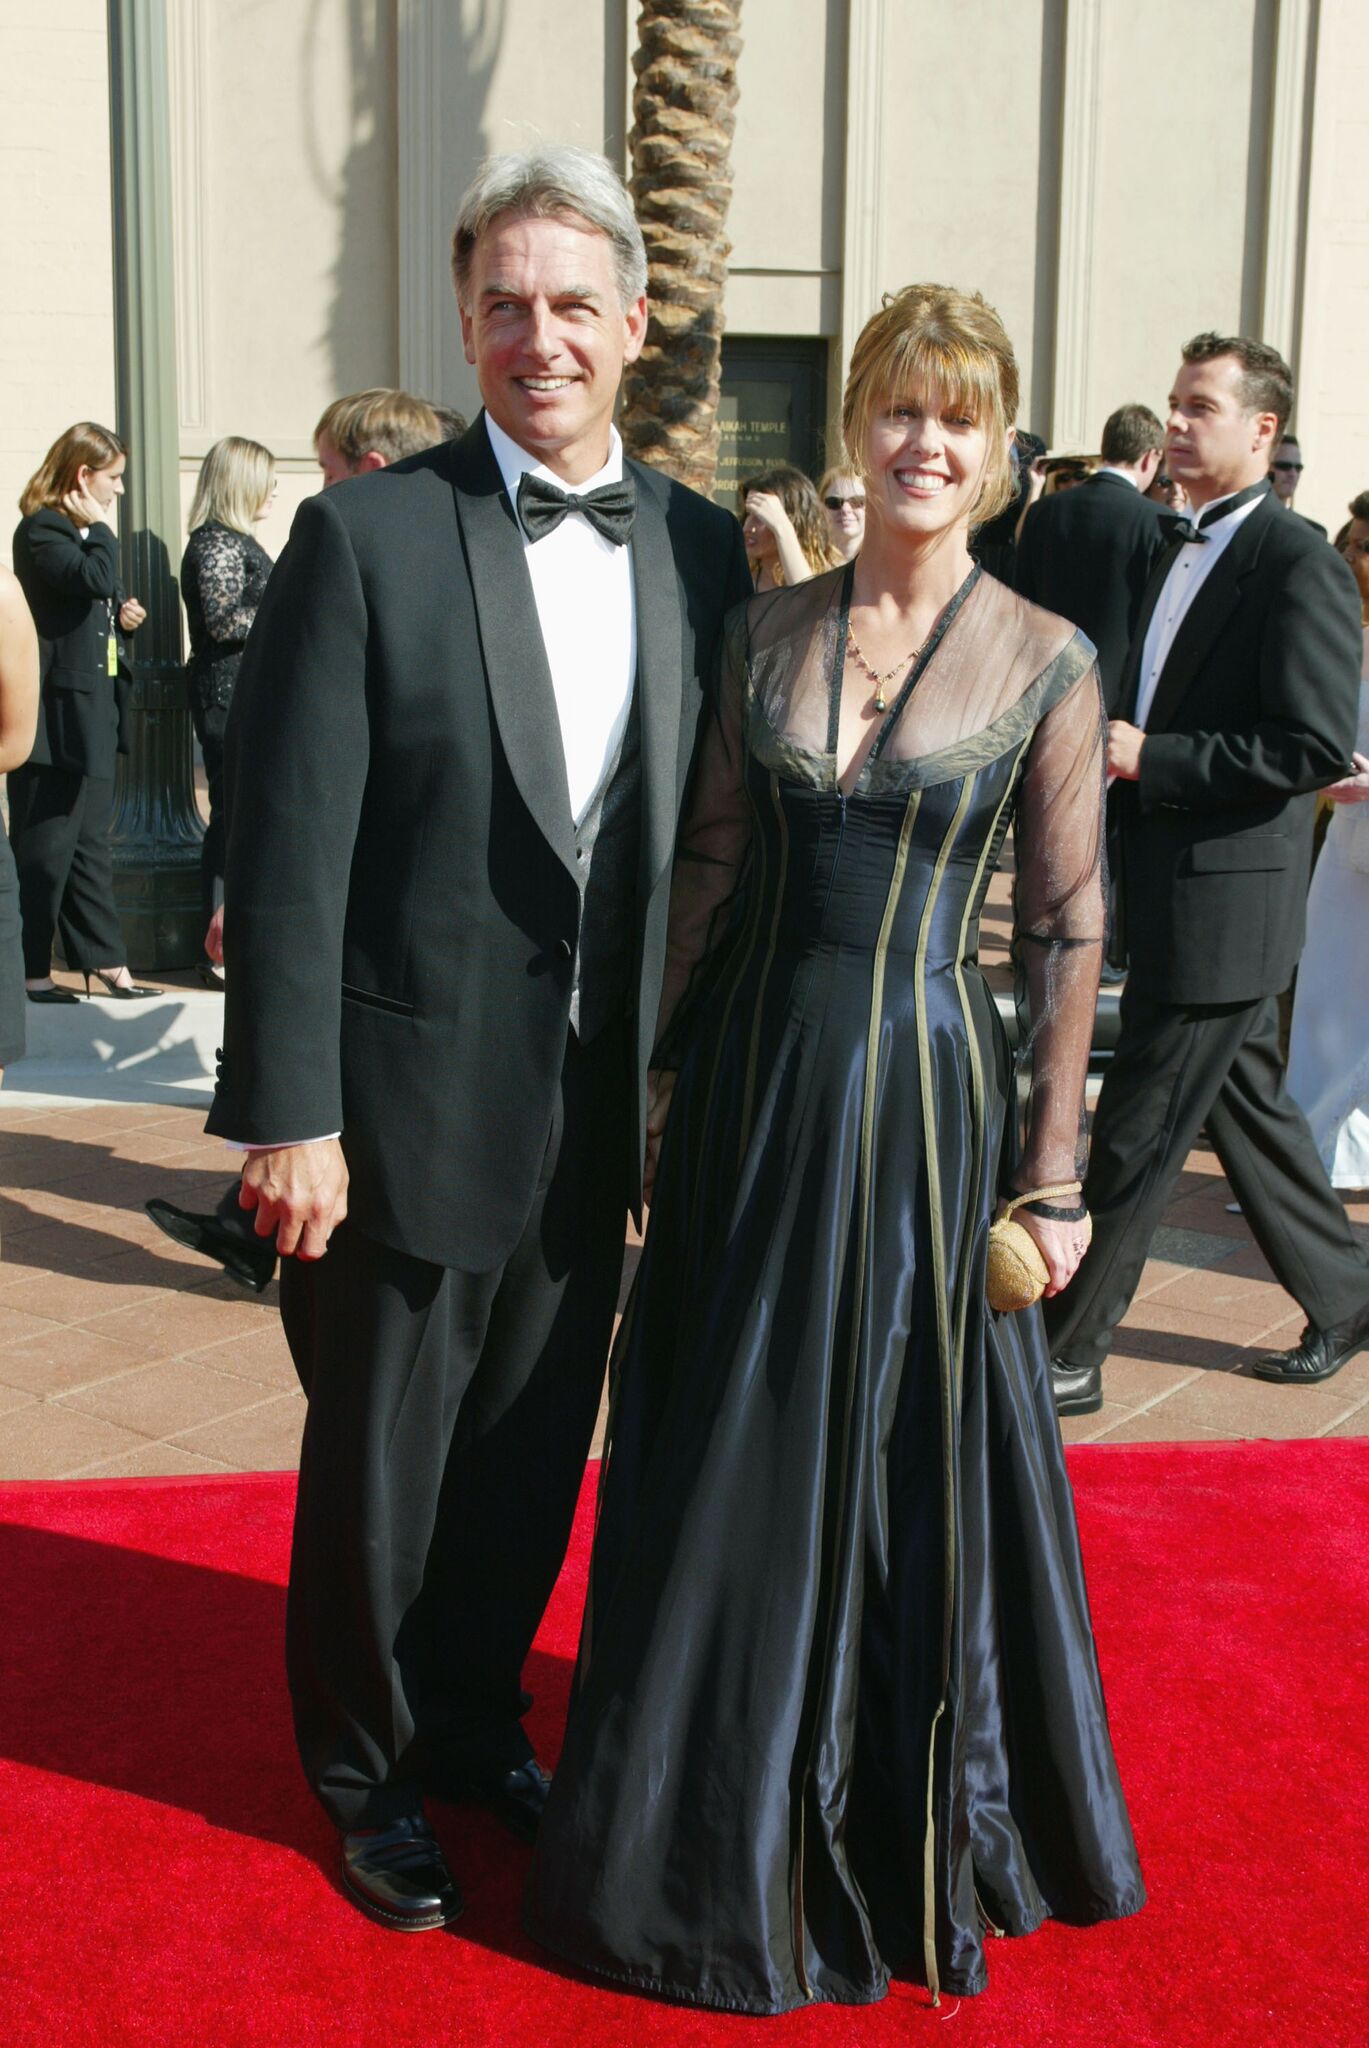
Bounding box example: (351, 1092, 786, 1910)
(299, 0, 508, 400)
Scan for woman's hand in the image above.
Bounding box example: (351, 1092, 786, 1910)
(118, 598, 146, 632)
(743, 490, 795, 541)
(61, 484, 109, 529)
(1010, 1206, 1093, 1299)
(1324, 750, 1369, 804)
(643, 1067, 676, 1205)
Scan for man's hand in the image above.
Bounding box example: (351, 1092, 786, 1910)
(1107, 720, 1146, 781)
(204, 902, 225, 963)
(643, 1068, 676, 1205)
(239, 1138, 348, 1260)
(1325, 750, 1369, 804)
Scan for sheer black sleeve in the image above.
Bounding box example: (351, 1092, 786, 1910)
(187, 526, 268, 647)
(1011, 659, 1107, 1191)
(651, 606, 753, 1067)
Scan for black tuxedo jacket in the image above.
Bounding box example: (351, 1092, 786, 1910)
(1014, 471, 1167, 714)
(1113, 488, 1360, 1004)
(206, 416, 751, 1271)
(11, 510, 131, 777)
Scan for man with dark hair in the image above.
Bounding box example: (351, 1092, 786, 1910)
(1046, 332, 1369, 1415)
(1016, 402, 1167, 713)
(1270, 431, 1327, 537)
(207, 144, 750, 1929)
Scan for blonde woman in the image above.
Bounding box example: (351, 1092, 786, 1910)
(818, 463, 866, 561)
(528, 286, 1142, 2009)
(182, 437, 275, 982)
(10, 421, 153, 1001)
(740, 462, 838, 589)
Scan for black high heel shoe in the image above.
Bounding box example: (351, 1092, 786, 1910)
(84, 969, 159, 1001)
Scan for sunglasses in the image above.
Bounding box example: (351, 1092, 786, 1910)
(824, 495, 865, 511)
(1272, 461, 1304, 473)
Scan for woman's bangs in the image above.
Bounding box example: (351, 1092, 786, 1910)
(886, 332, 998, 425)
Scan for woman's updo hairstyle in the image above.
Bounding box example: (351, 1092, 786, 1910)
(841, 284, 1019, 530)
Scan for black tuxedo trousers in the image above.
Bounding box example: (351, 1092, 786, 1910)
(281, 1019, 629, 1831)
(1045, 988, 1368, 1373)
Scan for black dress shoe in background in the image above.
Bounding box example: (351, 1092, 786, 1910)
(432, 1758, 551, 1844)
(1051, 1358, 1103, 1416)
(341, 1814, 463, 1931)
(1252, 1299, 1369, 1385)
(144, 1185, 277, 1293)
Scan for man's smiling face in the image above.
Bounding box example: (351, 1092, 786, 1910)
(459, 213, 647, 486)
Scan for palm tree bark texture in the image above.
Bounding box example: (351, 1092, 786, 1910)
(622, 0, 742, 498)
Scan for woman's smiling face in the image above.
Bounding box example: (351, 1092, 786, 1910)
(863, 386, 990, 544)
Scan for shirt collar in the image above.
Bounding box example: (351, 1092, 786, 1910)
(483, 412, 624, 530)
(1095, 464, 1139, 490)
(1191, 478, 1272, 534)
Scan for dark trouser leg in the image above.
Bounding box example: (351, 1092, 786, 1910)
(55, 773, 125, 971)
(280, 1025, 629, 1830)
(8, 763, 83, 978)
(199, 718, 226, 943)
(1044, 992, 1247, 1374)
(1204, 996, 1368, 1329)
(403, 1022, 631, 1772)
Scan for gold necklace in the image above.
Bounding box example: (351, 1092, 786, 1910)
(845, 618, 927, 713)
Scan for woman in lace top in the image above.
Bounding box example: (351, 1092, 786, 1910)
(527, 287, 1143, 2013)
(182, 437, 275, 980)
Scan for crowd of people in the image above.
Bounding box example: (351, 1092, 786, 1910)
(2, 138, 1367, 2013)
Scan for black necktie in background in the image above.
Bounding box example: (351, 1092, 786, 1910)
(516, 471, 637, 546)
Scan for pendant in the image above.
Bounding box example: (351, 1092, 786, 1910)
(873, 690, 887, 713)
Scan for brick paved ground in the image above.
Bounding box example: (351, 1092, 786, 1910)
(0, 1095, 1365, 1479)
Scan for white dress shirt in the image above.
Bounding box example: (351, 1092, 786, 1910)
(1133, 487, 1266, 730)
(484, 413, 637, 824)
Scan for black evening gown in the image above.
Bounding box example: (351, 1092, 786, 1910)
(524, 566, 1145, 2011)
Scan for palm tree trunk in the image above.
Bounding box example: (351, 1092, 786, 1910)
(621, 0, 742, 497)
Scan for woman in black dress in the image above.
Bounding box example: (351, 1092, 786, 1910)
(9, 421, 153, 1001)
(0, 565, 40, 1073)
(181, 437, 275, 982)
(526, 286, 1144, 2010)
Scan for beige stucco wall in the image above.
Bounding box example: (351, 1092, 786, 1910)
(0, 0, 114, 568)
(3, 0, 1368, 569)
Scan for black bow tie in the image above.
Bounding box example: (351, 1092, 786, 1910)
(1169, 478, 1272, 546)
(516, 470, 636, 546)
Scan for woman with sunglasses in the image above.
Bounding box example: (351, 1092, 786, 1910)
(818, 465, 866, 561)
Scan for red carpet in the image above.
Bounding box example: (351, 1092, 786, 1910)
(0, 1442, 1365, 2048)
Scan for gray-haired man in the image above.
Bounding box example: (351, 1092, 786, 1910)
(208, 146, 751, 1927)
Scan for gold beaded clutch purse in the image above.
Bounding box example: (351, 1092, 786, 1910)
(987, 1183, 1083, 1313)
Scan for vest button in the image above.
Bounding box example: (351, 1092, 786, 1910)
(556, 938, 573, 960)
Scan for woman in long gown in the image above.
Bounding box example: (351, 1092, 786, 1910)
(525, 286, 1145, 2011)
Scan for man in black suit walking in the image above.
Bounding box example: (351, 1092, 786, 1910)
(207, 146, 750, 1928)
(1045, 332, 1369, 1416)
(1015, 403, 1167, 714)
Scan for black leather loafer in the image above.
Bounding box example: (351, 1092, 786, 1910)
(1253, 1299, 1369, 1385)
(341, 1815, 463, 1931)
(1051, 1358, 1103, 1416)
(144, 1190, 278, 1293)
(432, 1758, 551, 1844)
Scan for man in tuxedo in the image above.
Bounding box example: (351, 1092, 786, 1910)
(1269, 431, 1327, 537)
(1015, 403, 1167, 715)
(207, 145, 750, 1928)
(1045, 332, 1369, 1416)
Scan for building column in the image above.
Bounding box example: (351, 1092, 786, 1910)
(107, 0, 203, 969)
(1260, 0, 1316, 376)
(838, 0, 887, 407)
(1049, 0, 1103, 452)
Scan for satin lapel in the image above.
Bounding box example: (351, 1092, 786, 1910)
(450, 419, 577, 878)
(629, 459, 687, 890)
(1143, 506, 1268, 734)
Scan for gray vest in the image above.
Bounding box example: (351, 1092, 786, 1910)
(571, 686, 642, 1042)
